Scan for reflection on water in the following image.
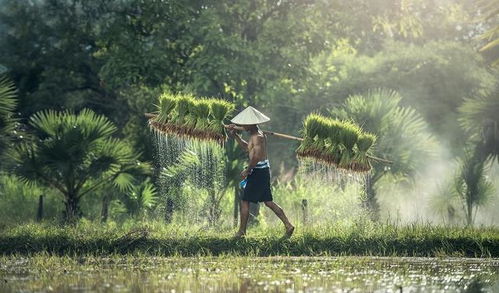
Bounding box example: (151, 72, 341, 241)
(1, 256, 498, 292)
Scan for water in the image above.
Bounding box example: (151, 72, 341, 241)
(151, 127, 227, 221)
(1, 256, 498, 292)
(298, 158, 369, 186)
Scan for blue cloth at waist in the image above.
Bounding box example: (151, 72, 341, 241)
(253, 159, 270, 169)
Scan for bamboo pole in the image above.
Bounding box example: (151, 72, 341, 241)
(145, 113, 393, 164)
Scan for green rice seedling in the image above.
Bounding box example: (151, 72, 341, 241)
(310, 116, 330, 155)
(356, 133, 376, 152)
(297, 114, 321, 154)
(337, 121, 361, 169)
(194, 99, 211, 131)
(174, 95, 192, 125)
(324, 120, 344, 164)
(340, 121, 362, 151)
(156, 93, 177, 123)
(353, 133, 376, 171)
(209, 100, 235, 135)
(297, 114, 376, 171)
(183, 98, 199, 130)
(149, 93, 236, 144)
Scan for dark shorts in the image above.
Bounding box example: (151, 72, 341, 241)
(242, 167, 273, 203)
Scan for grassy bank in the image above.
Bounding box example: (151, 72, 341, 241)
(1, 221, 499, 257)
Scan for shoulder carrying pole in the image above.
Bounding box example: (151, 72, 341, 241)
(145, 113, 392, 164)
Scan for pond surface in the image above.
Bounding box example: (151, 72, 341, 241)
(0, 256, 498, 292)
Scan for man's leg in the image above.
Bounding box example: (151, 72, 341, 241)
(236, 200, 250, 237)
(264, 201, 295, 236)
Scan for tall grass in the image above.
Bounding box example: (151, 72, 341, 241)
(1, 220, 498, 257)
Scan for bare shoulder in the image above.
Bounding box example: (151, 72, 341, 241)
(251, 133, 265, 144)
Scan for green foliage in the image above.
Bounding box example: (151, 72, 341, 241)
(478, 0, 499, 66)
(329, 89, 436, 217)
(433, 146, 496, 227)
(330, 89, 436, 180)
(0, 76, 17, 159)
(13, 109, 150, 223)
(454, 148, 495, 226)
(0, 174, 62, 224)
(459, 88, 499, 163)
(120, 178, 158, 218)
(307, 41, 496, 152)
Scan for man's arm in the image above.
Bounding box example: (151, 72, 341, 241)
(233, 133, 249, 152)
(228, 124, 249, 152)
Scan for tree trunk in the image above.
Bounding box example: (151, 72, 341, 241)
(362, 174, 380, 221)
(101, 195, 110, 223)
(249, 202, 260, 225)
(233, 186, 240, 228)
(36, 194, 44, 222)
(466, 196, 473, 226)
(64, 194, 80, 224)
(207, 189, 222, 226)
(164, 198, 174, 223)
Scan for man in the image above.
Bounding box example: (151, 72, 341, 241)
(227, 106, 295, 238)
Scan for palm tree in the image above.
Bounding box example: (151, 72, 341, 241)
(459, 88, 499, 163)
(119, 178, 157, 219)
(329, 89, 436, 219)
(454, 147, 495, 226)
(14, 109, 150, 223)
(0, 76, 17, 161)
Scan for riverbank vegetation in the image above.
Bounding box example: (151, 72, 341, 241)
(1, 221, 498, 257)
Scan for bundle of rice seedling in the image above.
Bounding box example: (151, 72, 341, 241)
(297, 114, 323, 157)
(209, 100, 235, 135)
(323, 120, 343, 164)
(174, 95, 192, 125)
(148, 93, 235, 145)
(297, 113, 376, 172)
(338, 121, 362, 168)
(183, 98, 199, 130)
(156, 93, 177, 124)
(193, 100, 211, 131)
(351, 133, 376, 172)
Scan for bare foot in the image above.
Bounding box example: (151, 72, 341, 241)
(284, 225, 295, 238)
(234, 231, 246, 239)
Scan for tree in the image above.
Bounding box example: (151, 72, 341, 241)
(478, 0, 499, 66)
(14, 109, 150, 223)
(329, 89, 436, 218)
(306, 41, 495, 151)
(453, 146, 495, 226)
(119, 178, 157, 219)
(0, 75, 17, 162)
(459, 87, 499, 163)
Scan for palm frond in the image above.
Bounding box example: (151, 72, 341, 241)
(0, 75, 18, 155)
(329, 88, 436, 179)
(459, 89, 499, 161)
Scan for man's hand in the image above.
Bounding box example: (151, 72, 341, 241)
(227, 124, 239, 138)
(241, 168, 251, 178)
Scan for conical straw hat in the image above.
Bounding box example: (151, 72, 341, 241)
(230, 106, 270, 125)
